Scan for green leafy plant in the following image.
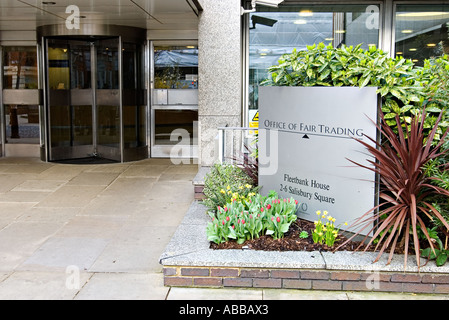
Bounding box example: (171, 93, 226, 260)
(338, 110, 449, 269)
(202, 163, 260, 213)
(299, 230, 309, 239)
(206, 191, 299, 244)
(420, 229, 448, 267)
(262, 43, 449, 141)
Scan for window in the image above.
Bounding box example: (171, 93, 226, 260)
(154, 46, 198, 89)
(2, 47, 40, 144)
(151, 45, 199, 157)
(3, 47, 38, 89)
(249, 4, 380, 110)
(395, 4, 449, 65)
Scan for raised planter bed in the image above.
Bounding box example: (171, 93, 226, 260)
(159, 201, 449, 295)
(192, 166, 209, 200)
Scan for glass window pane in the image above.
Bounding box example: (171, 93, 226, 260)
(48, 43, 70, 90)
(97, 39, 119, 90)
(154, 110, 198, 146)
(3, 47, 38, 89)
(249, 4, 380, 110)
(154, 46, 198, 89)
(5, 105, 40, 144)
(395, 4, 449, 65)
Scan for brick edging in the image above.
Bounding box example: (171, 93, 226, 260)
(163, 266, 449, 294)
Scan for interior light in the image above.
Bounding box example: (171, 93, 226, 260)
(325, 38, 334, 41)
(260, 53, 267, 56)
(401, 29, 413, 34)
(396, 51, 403, 55)
(294, 19, 307, 25)
(409, 48, 417, 51)
(412, 59, 419, 62)
(186, 46, 196, 49)
(335, 30, 346, 34)
(427, 43, 437, 47)
(397, 12, 449, 18)
(298, 10, 313, 17)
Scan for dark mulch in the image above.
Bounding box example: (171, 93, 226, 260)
(210, 219, 410, 254)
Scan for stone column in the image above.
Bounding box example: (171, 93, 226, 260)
(197, 0, 242, 166)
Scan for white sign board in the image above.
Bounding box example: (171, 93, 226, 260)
(258, 87, 378, 234)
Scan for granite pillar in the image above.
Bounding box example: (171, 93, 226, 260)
(197, 0, 242, 166)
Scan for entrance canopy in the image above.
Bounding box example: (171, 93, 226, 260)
(0, 0, 201, 42)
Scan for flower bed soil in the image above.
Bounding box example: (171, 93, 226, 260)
(210, 219, 410, 254)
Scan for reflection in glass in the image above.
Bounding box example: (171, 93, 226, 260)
(97, 105, 119, 147)
(249, 5, 380, 110)
(97, 39, 119, 90)
(48, 44, 70, 90)
(155, 110, 198, 146)
(3, 47, 38, 89)
(154, 46, 198, 89)
(395, 5, 449, 65)
(4, 105, 40, 144)
(70, 43, 91, 89)
(3, 47, 40, 145)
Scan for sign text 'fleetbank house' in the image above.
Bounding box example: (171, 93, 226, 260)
(258, 87, 378, 234)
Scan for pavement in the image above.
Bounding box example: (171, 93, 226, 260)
(0, 157, 446, 300)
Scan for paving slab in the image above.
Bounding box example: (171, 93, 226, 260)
(35, 185, 106, 208)
(75, 272, 168, 300)
(263, 288, 348, 300)
(0, 221, 63, 271)
(20, 237, 109, 271)
(11, 179, 66, 192)
(167, 287, 263, 300)
(0, 271, 92, 300)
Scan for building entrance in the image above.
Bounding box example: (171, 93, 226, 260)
(39, 25, 148, 163)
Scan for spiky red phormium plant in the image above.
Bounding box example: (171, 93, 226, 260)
(338, 110, 449, 269)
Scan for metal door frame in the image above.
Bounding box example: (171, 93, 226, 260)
(45, 38, 98, 161)
(38, 24, 147, 163)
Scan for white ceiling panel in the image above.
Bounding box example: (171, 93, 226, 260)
(0, 0, 199, 32)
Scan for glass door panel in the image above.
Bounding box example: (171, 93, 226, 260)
(45, 36, 147, 163)
(2, 47, 40, 152)
(151, 44, 198, 159)
(47, 39, 94, 160)
(122, 42, 147, 161)
(96, 38, 121, 161)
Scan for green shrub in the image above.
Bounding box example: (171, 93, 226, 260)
(423, 135, 449, 235)
(202, 163, 260, 213)
(262, 42, 449, 141)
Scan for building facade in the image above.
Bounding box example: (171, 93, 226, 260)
(0, 0, 448, 166)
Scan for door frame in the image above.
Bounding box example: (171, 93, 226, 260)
(37, 24, 148, 163)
